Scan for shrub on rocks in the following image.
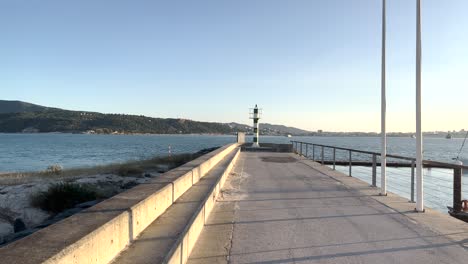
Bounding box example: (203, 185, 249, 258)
(45, 164, 63, 175)
(30, 183, 98, 213)
(116, 165, 144, 176)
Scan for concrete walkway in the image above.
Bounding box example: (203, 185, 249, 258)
(111, 150, 238, 264)
(188, 152, 468, 264)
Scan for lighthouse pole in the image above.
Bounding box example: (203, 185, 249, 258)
(252, 104, 260, 147)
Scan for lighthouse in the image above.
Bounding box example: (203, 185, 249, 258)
(250, 104, 261, 147)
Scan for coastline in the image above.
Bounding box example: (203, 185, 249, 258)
(0, 147, 218, 246)
(0, 132, 238, 136)
(0, 131, 462, 138)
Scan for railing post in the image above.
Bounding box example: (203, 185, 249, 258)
(321, 146, 324, 165)
(305, 144, 308, 158)
(411, 160, 415, 203)
(312, 145, 315, 161)
(333, 148, 336, 170)
(300, 142, 303, 156)
(349, 151, 352, 177)
(372, 154, 377, 187)
(453, 167, 462, 213)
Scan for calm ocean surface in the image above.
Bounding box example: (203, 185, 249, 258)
(0, 133, 242, 172)
(1, 133, 467, 212)
(1, 134, 467, 172)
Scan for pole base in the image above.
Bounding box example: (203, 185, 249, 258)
(252, 143, 260, 148)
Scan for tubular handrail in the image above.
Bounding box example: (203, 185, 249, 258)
(291, 140, 466, 217)
(290, 140, 468, 170)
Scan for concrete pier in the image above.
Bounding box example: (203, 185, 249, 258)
(2, 147, 467, 264)
(188, 152, 468, 264)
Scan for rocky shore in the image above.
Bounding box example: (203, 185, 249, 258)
(0, 170, 161, 245)
(0, 147, 219, 246)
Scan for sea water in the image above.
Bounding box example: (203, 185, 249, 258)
(1, 133, 467, 213)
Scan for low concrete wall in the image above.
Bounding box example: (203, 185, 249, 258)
(0, 143, 239, 264)
(164, 148, 241, 264)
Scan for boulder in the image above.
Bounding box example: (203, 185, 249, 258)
(0, 220, 14, 245)
(13, 218, 26, 233)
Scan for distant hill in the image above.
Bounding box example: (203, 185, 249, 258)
(228, 122, 310, 136)
(0, 100, 310, 135)
(261, 123, 310, 135)
(0, 100, 51, 114)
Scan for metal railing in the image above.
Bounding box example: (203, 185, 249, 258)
(291, 140, 467, 215)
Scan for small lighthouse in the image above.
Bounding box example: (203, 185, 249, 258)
(249, 104, 261, 147)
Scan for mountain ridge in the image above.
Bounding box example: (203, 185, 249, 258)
(0, 100, 54, 114)
(0, 100, 311, 135)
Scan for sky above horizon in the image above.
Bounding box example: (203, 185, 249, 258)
(1, 0, 467, 132)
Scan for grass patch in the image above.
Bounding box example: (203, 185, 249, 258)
(151, 153, 198, 169)
(30, 183, 99, 214)
(116, 165, 144, 176)
(45, 164, 63, 175)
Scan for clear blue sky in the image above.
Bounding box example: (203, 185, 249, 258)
(1, 0, 467, 132)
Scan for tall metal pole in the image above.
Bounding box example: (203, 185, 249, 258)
(380, 0, 387, 195)
(416, 0, 424, 212)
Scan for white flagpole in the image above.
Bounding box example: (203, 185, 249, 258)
(416, 0, 424, 212)
(380, 0, 387, 195)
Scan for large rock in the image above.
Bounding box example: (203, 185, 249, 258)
(0, 220, 13, 245)
(13, 218, 26, 233)
(0, 183, 50, 227)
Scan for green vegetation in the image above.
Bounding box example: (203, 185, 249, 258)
(116, 165, 145, 177)
(0, 108, 244, 134)
(45, 165, 63, 175)
(115, 153, 204, 176)
(0, 100, 315, 135)
(30, 183, 99, 213)
(0, 100, 52, 114)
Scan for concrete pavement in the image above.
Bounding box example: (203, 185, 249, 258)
(187, 152, 468, 264)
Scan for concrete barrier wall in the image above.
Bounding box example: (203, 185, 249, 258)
(172, 171, 195, 201)
(0, 143, 238, 264)
(170, 144, 239, 202)
(164, 148, 241, 264)
(44, 208, 133, 264)
(130, 183, 173, 238)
